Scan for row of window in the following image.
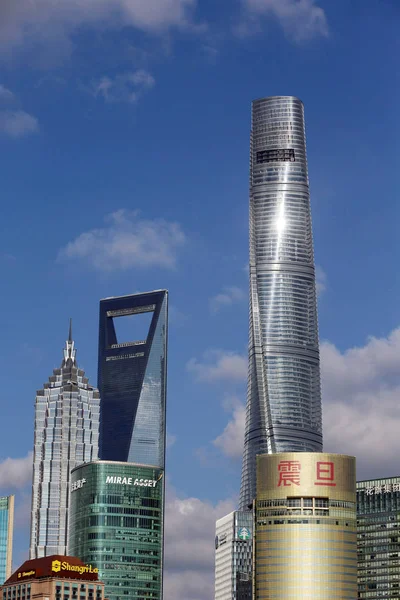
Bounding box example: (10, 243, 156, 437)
(258, 518, 354, 526)
(257, 498, 354, 509)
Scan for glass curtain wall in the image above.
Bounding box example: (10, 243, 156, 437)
(240, 97, 322, 510)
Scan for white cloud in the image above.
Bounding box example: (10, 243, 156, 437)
(209, 286, 246, 314)
(321, 328, 400, 479)
(187, 350, 247, 383)
(0, 0, 197, 58)
(208, 327, 400, 480)
(316, 265, 327, 296)
(213, 399, 246, 459)
(0, 84, 14, 101)
(164, 482, 235, 600)
(58, 209, 186, 272)
(0, 110, 39, 137)
(0, 452, 32, 489)
(0, 84, 39, 138)
(92, 70, 155, 104)
(243, 0, 328, 41)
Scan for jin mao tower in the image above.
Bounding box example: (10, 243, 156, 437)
(29, 323, 100, 558)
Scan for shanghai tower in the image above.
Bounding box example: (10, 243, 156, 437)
(239, 96, 322, 510)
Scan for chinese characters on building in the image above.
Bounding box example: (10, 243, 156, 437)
(315, 462, 336, 487)
(365, 483, 400, 495)
(278, 461, 301, 486)
(71, 478, 86, 492)
(277, 461, 337, 487)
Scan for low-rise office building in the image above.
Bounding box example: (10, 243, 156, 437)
(215, 511, 253, 600)
(357, 476, 400, 599)
(0, 555, 105, 600)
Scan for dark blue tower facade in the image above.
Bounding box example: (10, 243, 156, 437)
(98, 290, 168, 468)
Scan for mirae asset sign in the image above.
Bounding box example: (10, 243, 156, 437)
(105, 476, 159, 487)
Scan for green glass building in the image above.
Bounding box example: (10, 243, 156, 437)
(68, 461, 164, 600)
(0, 496, 14, 584)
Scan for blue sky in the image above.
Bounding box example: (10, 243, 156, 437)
(0, 0, 399, 597)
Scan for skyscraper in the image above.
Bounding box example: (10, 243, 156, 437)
(0, 496, 14, 583)
(97, 290, 168, 468)
(239, 96, 322, 510)
(29, 324, 100, 559)
(69, 461, 164, 600)
(94, 291, 168, 600)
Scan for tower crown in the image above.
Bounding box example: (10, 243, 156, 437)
(62, 318, 76, 367)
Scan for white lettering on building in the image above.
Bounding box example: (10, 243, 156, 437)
(365, 483, 400, 495)
(71, 479, 86, 492)
(105, 476, 158, 487)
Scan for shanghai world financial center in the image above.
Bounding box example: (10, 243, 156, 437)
(70, 291, 168, 600)
(97, 290, 168, 470)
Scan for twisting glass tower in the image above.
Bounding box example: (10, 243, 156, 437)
(29, 322, 100, 558)
(239, 97, 322, 510)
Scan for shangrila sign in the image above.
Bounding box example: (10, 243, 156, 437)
(52, 560, 98, 575)
(364, 483, 400, 495)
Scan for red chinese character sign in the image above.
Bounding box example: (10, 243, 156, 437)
(278, 460, 301, 487)
(260, 453, 355, 499)
(315, 461, 336, 487)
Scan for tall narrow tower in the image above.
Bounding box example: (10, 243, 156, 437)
(0, 495, 14, 583)
(29, 323, 100, 558)
(82, 290, 168, 600)
(239, 97, 322, 510)
(97, 290, 168, 468)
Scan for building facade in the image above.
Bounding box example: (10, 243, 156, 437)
(30, 325, 100, 559)
(1, 555, 105, 600)
(68, 461, 164, 600)
(240, 96, 322, 510)
(215, 511, 253, 600)
(0, 496, 14, 583)
(357, 476, 400, 599)
(254, 452, 357, 599)
(98, 290, 168, 468)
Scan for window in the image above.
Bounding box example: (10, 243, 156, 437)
(256, 148, 295, 164)
(315, 498, 329, 508)
(287, 498, 301, 507)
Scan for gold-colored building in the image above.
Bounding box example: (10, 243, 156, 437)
(254, 452, 357, 599)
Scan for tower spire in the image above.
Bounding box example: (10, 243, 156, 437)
(62, 318, 76, 367)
